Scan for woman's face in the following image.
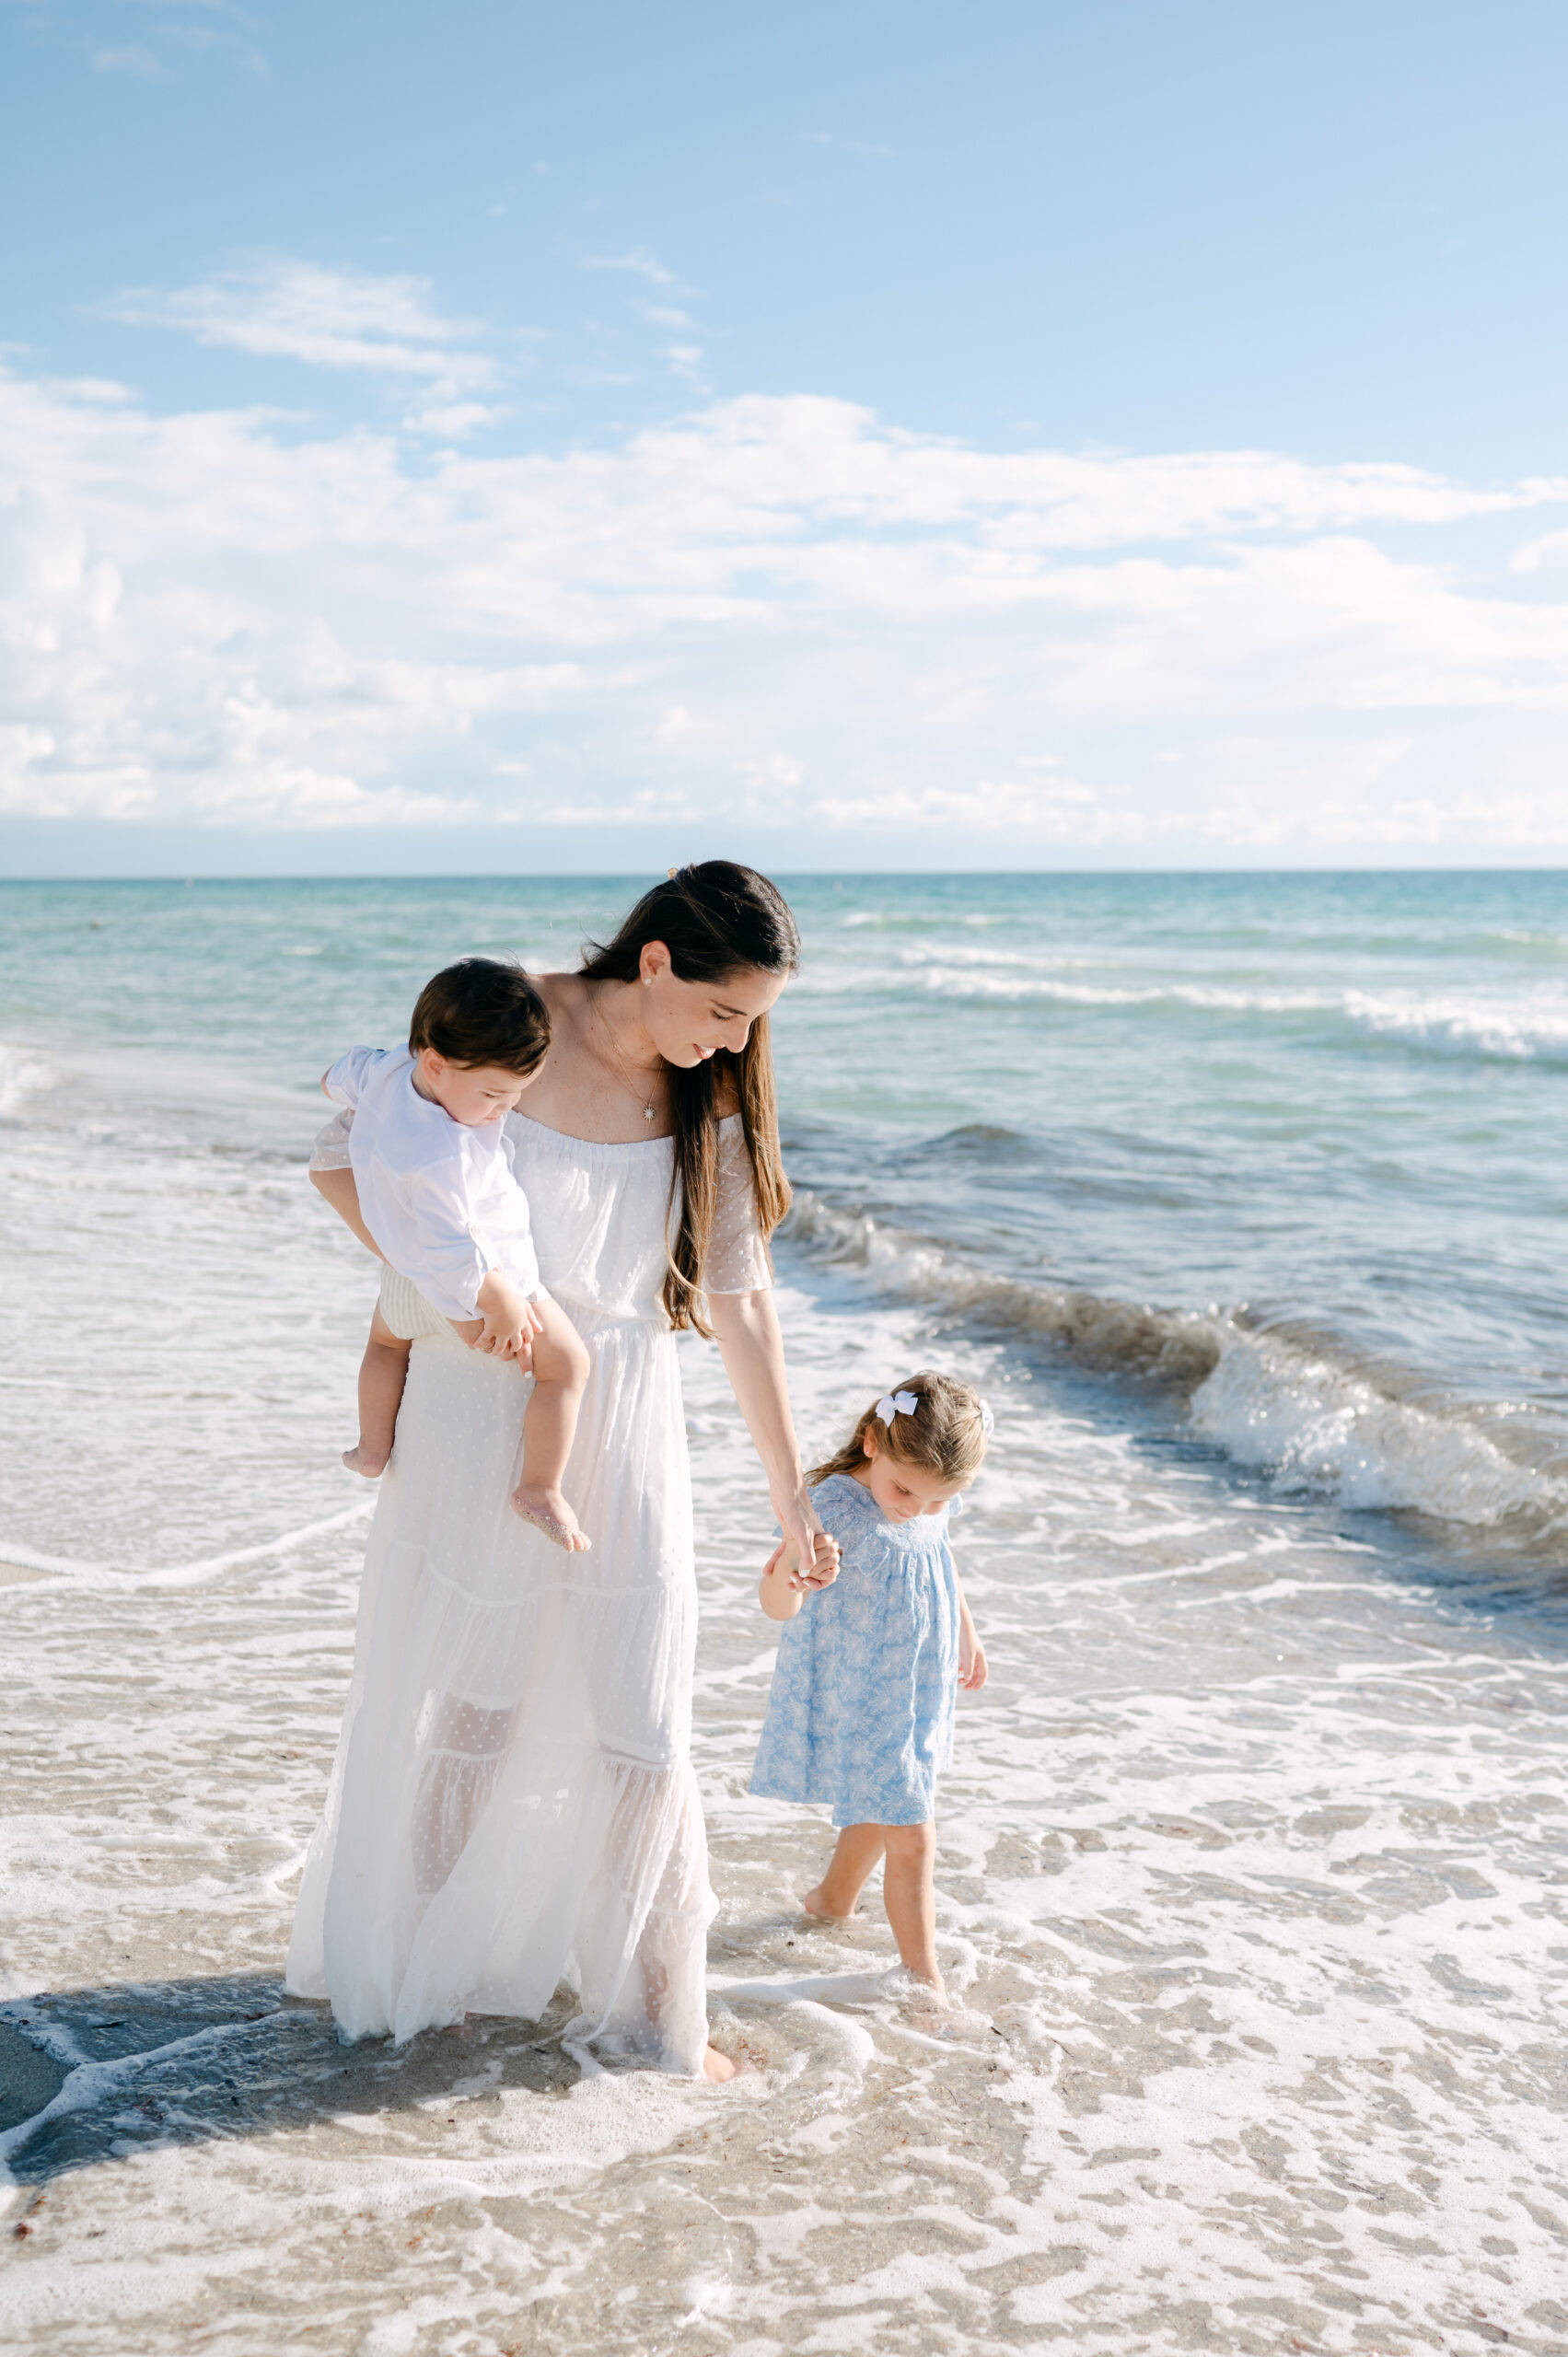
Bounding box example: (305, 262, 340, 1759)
(636, 945, 787, 1067)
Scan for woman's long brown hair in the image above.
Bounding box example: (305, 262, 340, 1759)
(577, 862, 800, 1332)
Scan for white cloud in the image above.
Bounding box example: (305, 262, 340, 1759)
(70, 0, 268, 81)
(582, 249, 686, 292)
(106, 260, 499, 424)
(92, 43, 167, 79)
(4, 359, 1568, 855)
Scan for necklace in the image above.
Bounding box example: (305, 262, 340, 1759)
(591, 988, 660, 1124)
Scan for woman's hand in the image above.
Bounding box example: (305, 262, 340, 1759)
(773, 1487, 840, 1591)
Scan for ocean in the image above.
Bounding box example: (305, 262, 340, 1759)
(4, 870, 1567, 2355)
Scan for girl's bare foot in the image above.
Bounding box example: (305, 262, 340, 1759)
(802, 1885, 857, 1923)
(703, 2043, 738, 2083)
(343, 1444, 389, 1477)
(510, 1482, 591, 1551)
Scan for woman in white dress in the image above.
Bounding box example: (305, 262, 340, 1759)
(285, 865, 834, 2083)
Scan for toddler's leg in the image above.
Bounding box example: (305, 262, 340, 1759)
(509, 1294, 592, 1551)
(343, 1307, 411, 1477)
(806, 1824, 886, 1923)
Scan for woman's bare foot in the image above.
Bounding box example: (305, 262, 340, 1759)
(703, 2043, 738, 2083)
(510, 1482, 591, 1551)
(343, 1444, 389, 1478)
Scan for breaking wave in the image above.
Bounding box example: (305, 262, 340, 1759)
(796, 964, 1568, 1062)
(782, 1192, 1568, 1562)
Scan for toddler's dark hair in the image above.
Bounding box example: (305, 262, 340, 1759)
(807, 1369, 990, 1488)
(408, 957, 550, 1076)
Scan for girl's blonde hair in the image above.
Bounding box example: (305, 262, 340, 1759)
(807, 1370, 990, 1489)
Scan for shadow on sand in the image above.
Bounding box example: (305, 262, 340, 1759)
(0, 1974, 584, 2189)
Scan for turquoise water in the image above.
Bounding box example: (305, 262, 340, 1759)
(4, 869, 1566, 1580)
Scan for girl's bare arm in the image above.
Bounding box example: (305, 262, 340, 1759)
(957, 1577, 988, 1691)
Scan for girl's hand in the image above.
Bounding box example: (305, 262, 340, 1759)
(758, 1540, 805, 1622)
(958, 1632, 988, 1691)
(774, 1489, 840, 1591)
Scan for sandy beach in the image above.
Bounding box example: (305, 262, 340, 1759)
(6, 1283, 1568, 2353)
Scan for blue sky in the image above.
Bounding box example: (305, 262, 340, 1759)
(4, 0, 1568, 872)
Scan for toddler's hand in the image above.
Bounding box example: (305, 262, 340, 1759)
(473, 1277, 543, 1360)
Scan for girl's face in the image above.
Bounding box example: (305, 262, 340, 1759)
(634, 945, 786, 1069)
(854, 1432, 970, 1524)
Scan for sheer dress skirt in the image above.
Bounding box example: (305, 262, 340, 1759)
(285, 1275, 714, 2069)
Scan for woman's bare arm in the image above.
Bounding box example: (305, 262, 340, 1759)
(309, 1167, 387, 1262)
(708, 1288, 837, 1581)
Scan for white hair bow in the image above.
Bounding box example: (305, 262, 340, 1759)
(875, 1390, 920, 1426)
(979, 1399, 994, 1437)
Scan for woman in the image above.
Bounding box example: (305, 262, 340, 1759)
(285, 864, 833, 2082)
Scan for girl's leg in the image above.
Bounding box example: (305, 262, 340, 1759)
(806, 1823, 887, 1922)
(343, 1308, 411, 1477)
(880, 1822, 943, 1999)
(510, 1295, 593, 1550)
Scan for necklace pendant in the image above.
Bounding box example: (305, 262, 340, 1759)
(644, 1102, 656, 1122)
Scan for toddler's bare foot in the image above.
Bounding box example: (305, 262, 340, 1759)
(510, 1481, 591, 1551)
(703, 2043, 738, 2083)
(802, 1885, 857, 1924)
(343, 1444, 389, 1478)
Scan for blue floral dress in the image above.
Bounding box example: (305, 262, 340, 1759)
(749, 1473, 963, 1829)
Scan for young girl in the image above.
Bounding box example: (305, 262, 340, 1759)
(749, 1371, 990, 2005)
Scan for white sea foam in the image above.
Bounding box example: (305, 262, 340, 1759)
(0, 1502, 377, 1590)
(0, 1048, 63, 1120)
(800, 953, 1568, 1063)
(1341, 986, 1568, 1061)
(1189, 1324, 1568, 1534)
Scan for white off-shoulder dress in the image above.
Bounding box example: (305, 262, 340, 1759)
(286, 1112, 772, 2073)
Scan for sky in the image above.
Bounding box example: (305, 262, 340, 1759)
(4, 0, 1568, 875)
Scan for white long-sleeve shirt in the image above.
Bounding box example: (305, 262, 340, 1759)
(322, 1046, 540, 1322)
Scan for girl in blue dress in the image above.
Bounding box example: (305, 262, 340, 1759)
(749, 1370, 990, 2004)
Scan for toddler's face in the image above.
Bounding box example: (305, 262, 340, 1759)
(855, 1436, 969, 1525)
(416, 1051, 537, 1127)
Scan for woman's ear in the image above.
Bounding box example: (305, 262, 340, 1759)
(640, 939, 672, 985)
